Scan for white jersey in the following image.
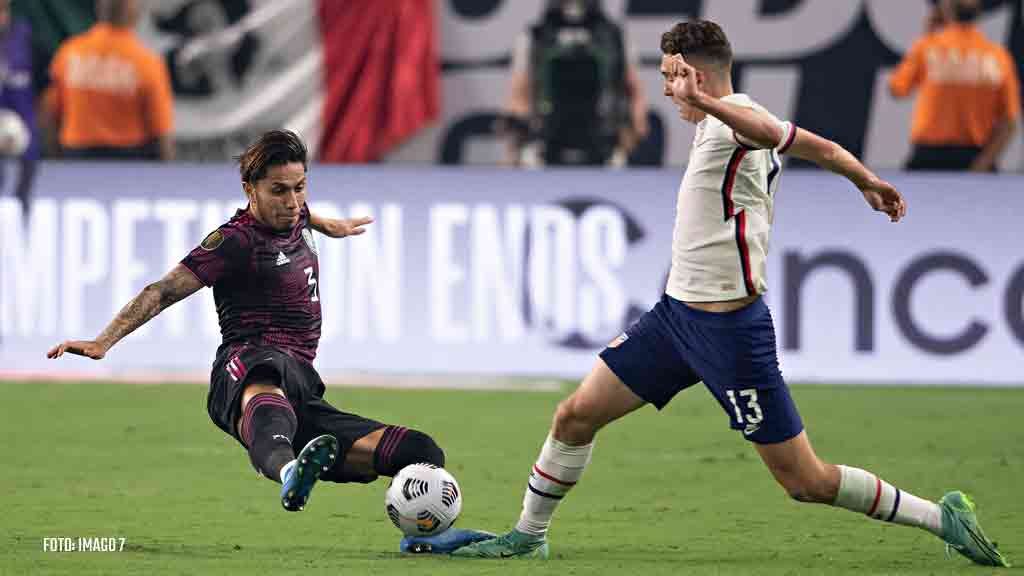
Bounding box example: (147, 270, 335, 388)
(666, 93, 796, 302)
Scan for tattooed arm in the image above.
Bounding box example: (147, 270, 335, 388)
(47, 264, 204, 360)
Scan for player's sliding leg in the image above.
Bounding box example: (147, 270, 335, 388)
(453, 359, 646, 558)
(306, 422, 494, 554)
(399, 529, 498, 555)
(353, 427, 496, 554)
(755, 431, 1009, 567)
(237, 370, 338, 512)
(370, 426, 446, 476)
(322, 424, 447, 482)
(280, 434, 339, 512)
(238, 377, 300, 484)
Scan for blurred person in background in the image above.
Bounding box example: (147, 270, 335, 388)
(924, 0, 946, 35)
(499, 0, 647, 167)
(889, 0, 1020, 172)
(42, 0, 175, 161)
(0, 0, 38, 217)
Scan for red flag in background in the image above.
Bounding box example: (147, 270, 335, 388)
(317, 0, 439, 163)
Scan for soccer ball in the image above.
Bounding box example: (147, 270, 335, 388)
(0, 109, 28, 156)
(384, 463, 462, 536)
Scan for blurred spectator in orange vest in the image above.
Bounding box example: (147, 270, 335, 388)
(889, 0, 1020, 172)
(42, 0, 174, 161)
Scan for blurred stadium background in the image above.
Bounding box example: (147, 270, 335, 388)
(1, 1, 1021, 574)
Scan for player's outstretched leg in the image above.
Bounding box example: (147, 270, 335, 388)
(755, 432, 1009, 567)
(454, 359, 645, 559)
(281, 434, 339, 511)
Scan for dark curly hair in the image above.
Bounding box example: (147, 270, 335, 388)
(660, 20, 732, 68)
(236, 129, 308, 184)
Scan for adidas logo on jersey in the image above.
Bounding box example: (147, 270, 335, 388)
(275, 251, 291, 266)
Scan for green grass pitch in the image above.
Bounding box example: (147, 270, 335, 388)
(2, 381, 1021, 575)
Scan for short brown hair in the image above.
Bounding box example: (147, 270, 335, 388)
(660, 20, 733, 68)
(236, 130, 308, 184)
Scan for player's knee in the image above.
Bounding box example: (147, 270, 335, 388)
(373, 428, 445, 477)
(552, 395, 600, 442)
(553, 396, 579, 428)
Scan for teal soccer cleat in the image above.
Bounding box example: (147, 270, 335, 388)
(939, 491, 1010, 567)
(281, 434, 339, 512)
(400, 528, 497, 554)
(451, 529, 549, 559)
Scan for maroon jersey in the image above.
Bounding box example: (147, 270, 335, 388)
(182, 205, 321, 362)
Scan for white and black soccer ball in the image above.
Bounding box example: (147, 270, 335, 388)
(0, 109, 29, 156)
(384, 463, 462, 536)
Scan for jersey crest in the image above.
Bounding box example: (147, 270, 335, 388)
(200, 229, 224, 251)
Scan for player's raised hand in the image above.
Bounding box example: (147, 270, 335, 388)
(47, 340, 107, 360)
(668, 55, 701, 105)
(317, 216, 374, 238)
(859, 178, 907, 222)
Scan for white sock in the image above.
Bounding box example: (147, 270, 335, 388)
(515, 434, 593, 537)
(834, 465, 942, 537)
(279, 459, 297, 484)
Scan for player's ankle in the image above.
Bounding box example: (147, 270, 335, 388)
(512, 526, 546, 541)
(279, 459, 297, 484)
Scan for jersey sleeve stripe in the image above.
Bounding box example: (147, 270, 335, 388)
(766, 151, 781, 195)
(734, 210, 755, 296)
(777, 122, 797, 154)
(720, 148, 748, 221)
(732, 130, 761, 151)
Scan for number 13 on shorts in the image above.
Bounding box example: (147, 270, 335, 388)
(726, 389, 764, 426)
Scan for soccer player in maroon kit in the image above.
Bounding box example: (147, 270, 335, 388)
(47, 132, 490, 551)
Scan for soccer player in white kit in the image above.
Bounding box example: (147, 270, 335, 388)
(453, 20, 1008, 567)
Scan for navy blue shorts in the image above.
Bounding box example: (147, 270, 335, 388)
(599, 294, 803, 444)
